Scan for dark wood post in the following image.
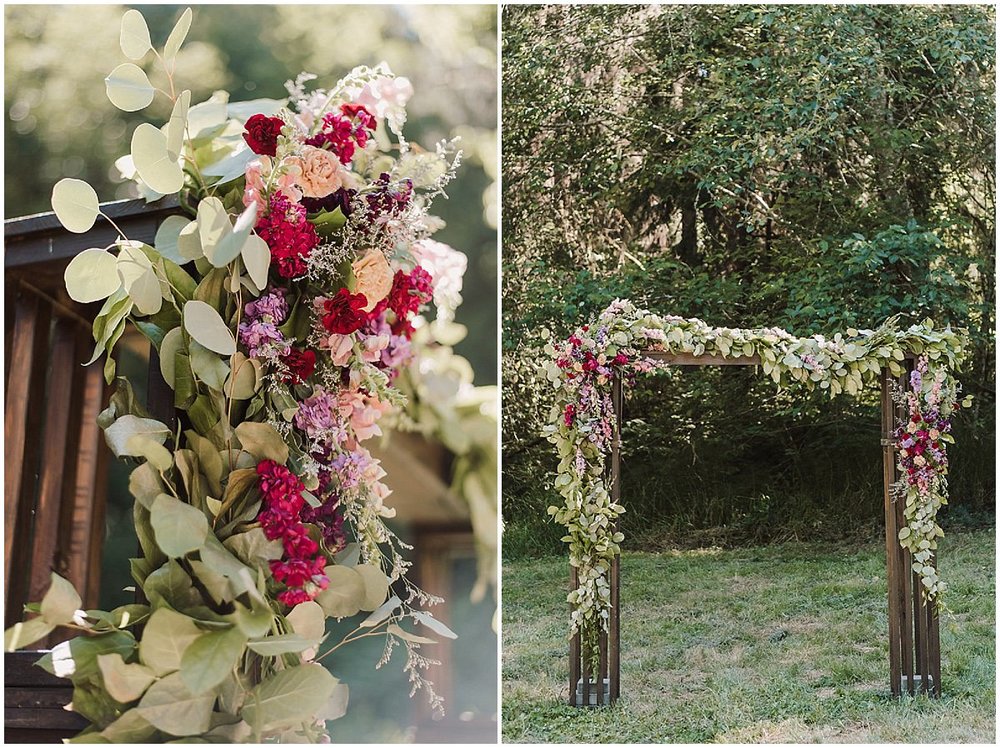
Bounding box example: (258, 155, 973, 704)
(569, 371, 622, 707)
(881, 361, 941, 697)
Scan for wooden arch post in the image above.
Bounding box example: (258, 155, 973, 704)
(568, 352, 941, 706)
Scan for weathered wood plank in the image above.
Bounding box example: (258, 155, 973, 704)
(881, 367, 903, 697)
(64, 360, 105, 606)
(4, 291, 40, 613)
(569, 567, 580, 706)
(27, 320, 78, 645)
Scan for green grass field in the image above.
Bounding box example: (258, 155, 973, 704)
(502, 528, 995, 743)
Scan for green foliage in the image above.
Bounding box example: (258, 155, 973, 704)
(502, 4, 995, 546)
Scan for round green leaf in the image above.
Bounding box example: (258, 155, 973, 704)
(4, 617, 56, 652)
(165, 89, 191, 160)
(158, 327, 184, 389)
(120, 9, 151, 60)
(354, 564, 389, 612)
(179, 627, 247, 695)
(40, 573, 82, 626)
(131, 123, 184, 194)
(285, 601, 325, 642)
(103, 415, 169, 458)
(163, 8, 193, 64)
(106, 63, 154, 112)
(150, 493, 209, 558)
(315, 566, 366, 619)
(64, 248, 121, 303)
(225, 352, 261, 400)
(183, 299, 236, 355)
(241, 234, 271, 290)
(116, 242, 162, 315)
(97, 652, 155, 703)
(136, 672, 214, 736)
(154, 215, 193, 265)
(51, 178, 100, 234)
(241, 664, 337, 732)
(177, 220, 203, 261)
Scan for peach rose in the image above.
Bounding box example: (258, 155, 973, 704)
(351, 250, 393, 311)
(288, 145, 344, 198)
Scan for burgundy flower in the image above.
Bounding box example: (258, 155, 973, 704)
(322, 288, 370, 335)
(281, 348, 317, 384)
(243, 114, 284, 157)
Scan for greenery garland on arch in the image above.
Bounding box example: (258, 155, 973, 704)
(543, 298, 970, 669)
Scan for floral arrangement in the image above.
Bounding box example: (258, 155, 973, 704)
(3, 7, 480, 742)
(543, 298, 969, 670)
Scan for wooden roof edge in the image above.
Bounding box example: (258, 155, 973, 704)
(4, 195, 182, 239)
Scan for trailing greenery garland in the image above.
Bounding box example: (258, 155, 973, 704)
(543, 299, 969, 671)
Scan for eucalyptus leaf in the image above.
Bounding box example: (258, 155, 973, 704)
(158, 328, 184, 388)
(241, 234, 270, 290)
(285, 600, 326, 642)
(125, 435, 173, 471)
(245, 633, 313, 656)
(359, 595, 401, 628)
(183, 299, 236, 355)
(104, 415, 170, 458)
(315, 566, 366, 619)
(120, 9, 151, 60)
(138, 608, 202, 676)
(4, 616, 56, 652)
(353, 564, 389, 612)
(234, 421, 288, 464)
(65, 249, 121, 303)
(132, 123, 184, 194)
(52, 178, 101, 233)
(387, 623, 435, 645)
(163, 8, 193, 64)
(136, 672, 214, 736)
(412, 611, 458, 639)
(180, 626, 247, 694)
(165, 89, 191, 160)
(97, 652, 155, 702)
(106, 63, 155, 112)
(241, 664, 337, 732)
(150, 494, 209, 558)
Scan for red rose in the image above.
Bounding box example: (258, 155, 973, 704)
(280, 348, 316, 384)
(243, 113, 284, 157)
(322, 288, 370, 335)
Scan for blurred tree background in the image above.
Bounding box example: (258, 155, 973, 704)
(503, 4, 995, 557)
(5, 4, 496, 742)
(4, 2, 497, 385)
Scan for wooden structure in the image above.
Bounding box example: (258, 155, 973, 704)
(4, 197, 181, 741)
(568, 350, 941, 706)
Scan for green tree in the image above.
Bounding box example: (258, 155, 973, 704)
(502, 4, 994, 555)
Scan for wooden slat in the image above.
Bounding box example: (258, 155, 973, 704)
(85, 376, 114, 608)
(597, 630, 608, 706)
(4, 291, 40, 611)
(581, 635, 591, 706)
(929, 589, 941, 696)
(26, 321, 75, 589)
(894, 367, 915, 696)
(609, 373, 622, 704)
(64, 360, 105, 605)
(914, 571, 930, 693)
(26, 321, 77, 647)
(880, 367, 903, 697)
(569, 567, 580, 706)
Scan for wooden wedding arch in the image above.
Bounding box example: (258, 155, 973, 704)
(569, 350, 941, 707)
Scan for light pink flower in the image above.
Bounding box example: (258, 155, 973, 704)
(411, 239, 466, 318)
(243, 157, 301, 212)
(323, 334, 356, 367)
(338, 389, 392, 442)
(287, 146, 346, 199)
(352, 250, 393, 311)
(353, 76, 413, 120)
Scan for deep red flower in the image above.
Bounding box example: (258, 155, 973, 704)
(322, 288, 370, 335)
(340, 103, 376, 131)
(281, 348, 317, 384)
(255, 193, 319, 280)
(243, 114, 284, 157)
(386, 268, 433, 321)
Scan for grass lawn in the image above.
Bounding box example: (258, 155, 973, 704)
(502, 528, 995, 743)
